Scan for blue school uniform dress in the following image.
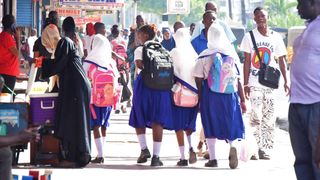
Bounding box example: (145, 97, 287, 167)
(128, 46, 174, 130)
(90, 105, 112, 129)
(195, 53, 244, 141)
(172, 106, 198, 132)
(200, 82, 244, 140)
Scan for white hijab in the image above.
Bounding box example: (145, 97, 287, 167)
(200, 23, 239, 61)
(170, 28, 198, 89)
(83, 34, 118, 77)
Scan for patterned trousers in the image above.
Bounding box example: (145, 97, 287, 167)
(249, 86, 275, 151)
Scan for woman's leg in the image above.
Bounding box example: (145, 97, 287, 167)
(151, 122, 163, 166)
(185, 129, 197, 164)
(176, 130, 186, 159)
(136, 127, 150, 163)
(205, 138, 218, 167)
(92, 126, 104, 163)
(101, 126, 107, 146)
(176, 130, 188, 166)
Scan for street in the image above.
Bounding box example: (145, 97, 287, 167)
(12, 109, 296, 180)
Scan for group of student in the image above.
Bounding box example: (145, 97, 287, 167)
(126, 0, 291, 170)
(0, 0, 290, 174)
(32, 2, 285, 170)
(127, 21, 244, 169)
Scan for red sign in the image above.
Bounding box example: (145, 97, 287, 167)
(74, 16, 102, 26)
(56, 8, 81, 17)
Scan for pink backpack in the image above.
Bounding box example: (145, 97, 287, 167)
(111, 40, 128, 70)
(87, 63, 115, 107)
(172, 78, 198, 108)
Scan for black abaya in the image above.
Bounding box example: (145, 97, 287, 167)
(41, 37, 91, 167)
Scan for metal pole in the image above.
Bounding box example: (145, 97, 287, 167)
(228, 0, 233, 20)
(241, 0, 246, 26)
(133, 0, 137, 23)
(121, 3, 126, 28)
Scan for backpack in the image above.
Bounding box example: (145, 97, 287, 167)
(172, 77, 198, 108)
(207, 53, 239, 94)
(111, 40, 128, 70)
(142, 41, 174, 90)
(85, 60, 115, 107)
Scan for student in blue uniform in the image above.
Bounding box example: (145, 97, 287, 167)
(83, 22, 116, 164)
(129, 24, 173, 167)
(170, 28, 198, 166)
(193, 23, 246, 169)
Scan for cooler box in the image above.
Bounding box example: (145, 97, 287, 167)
(30, 93, 58, 125)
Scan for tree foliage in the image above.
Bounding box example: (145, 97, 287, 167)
(264, 0, 304, 28)
(137, 0, 212, 26)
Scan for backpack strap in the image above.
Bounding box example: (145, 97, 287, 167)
(198, 52, 217, 59)
(249, 30, 262, 69)
(83, 60, 109, 71)
(174, 76, 198, 94)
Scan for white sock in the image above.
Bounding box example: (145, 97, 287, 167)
(187, 135, 192, 150)
(94, 138, 103, 158)
(228, 140, 236, 148)
(102, 136, 106, 146)
(153, 141, 162, 157)
(206, 138, 217, 160)
(137, 134, 147, 150)
(179, 146, 185, 160)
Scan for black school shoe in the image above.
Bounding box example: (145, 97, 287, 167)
(205, 159, 218, 167)
(228, 147, 238, 169)
(150, 156, 163, 167)
(177, 159, 188, 166)
(137, 148, 151, 163)
(91, 157, 104, 164)
(189, 147, 197, 164)
(258, 149, 270, 160)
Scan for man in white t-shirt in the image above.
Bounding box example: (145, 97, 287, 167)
(240, 7, 289, 160)
(27, 28, 37, 58)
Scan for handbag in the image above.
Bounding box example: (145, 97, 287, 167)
(172, 78, 198, 108)
(249, 31, 280, 89)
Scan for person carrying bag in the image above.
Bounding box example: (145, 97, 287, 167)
(249, 31, 280, 89)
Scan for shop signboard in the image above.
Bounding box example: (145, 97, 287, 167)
(74, 15, 102, 26)
(167, 0, 190, 14)
(59, 0, 124, 6)
(56, 8, 81, 17)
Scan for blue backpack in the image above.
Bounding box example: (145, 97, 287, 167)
(207, 53, 239, 94)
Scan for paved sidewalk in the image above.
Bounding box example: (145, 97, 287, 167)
(13, 111, 296, 180)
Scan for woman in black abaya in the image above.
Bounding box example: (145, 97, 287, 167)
(38, 17, 91, 167)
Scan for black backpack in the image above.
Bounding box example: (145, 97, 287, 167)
(142, 41, 174, 90)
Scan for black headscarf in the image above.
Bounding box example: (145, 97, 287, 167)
(62, 17, 78, 44)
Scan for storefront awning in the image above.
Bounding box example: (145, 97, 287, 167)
(59, 0, 124, 6)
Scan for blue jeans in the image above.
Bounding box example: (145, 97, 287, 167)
(289, 102, 320, 180)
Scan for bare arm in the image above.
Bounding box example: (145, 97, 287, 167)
(34, 51, 40, 58)
(237, 80, 247, 113)
(8, 47, 19, 57)
(195, 77, 203, 103)
(112, 51, 125, 62)
(278, 55, 290, 95)
(0, 128, 39, 148)
(243, 52, 251, 99)
(135, 60, 143, 70)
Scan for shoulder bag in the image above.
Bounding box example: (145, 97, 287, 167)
(249, 31, 280, 89)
